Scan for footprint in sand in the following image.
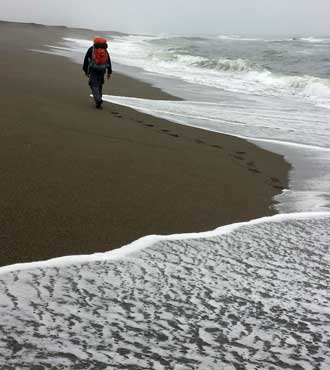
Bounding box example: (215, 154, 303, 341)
(159, 129, 179, 137)
(143, 123, 155, 127)
(266, 177, 282, 185)
(230, 153, 245, 161)
(211, 144, 223, 149)
(195, 139, 205, 145)
(266, 177, 285, 190)
(270, 177, 281, 184)
(245, 160, 261, 173)
(111, 111, 122, 118)
(248, 168, 261, 174)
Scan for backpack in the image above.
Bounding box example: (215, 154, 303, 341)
(89, 37, 109, 72)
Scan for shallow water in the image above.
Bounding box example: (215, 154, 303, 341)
(1, 214, 330, 369)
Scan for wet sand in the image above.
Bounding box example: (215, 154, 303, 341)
(0, 21, 290, 267)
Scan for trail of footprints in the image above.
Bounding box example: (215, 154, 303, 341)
(111, 110, 286, 191)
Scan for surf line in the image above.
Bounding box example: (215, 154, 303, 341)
(103, 95, 330, 152)
(1, 212, 329, 276)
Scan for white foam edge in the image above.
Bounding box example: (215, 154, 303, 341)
(1, 212, 329, 277)
(103, 95, 330, 153)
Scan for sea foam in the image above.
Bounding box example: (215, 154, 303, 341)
(1, 213, 330, 369)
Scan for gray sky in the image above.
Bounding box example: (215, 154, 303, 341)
(1, 0, 330, 36)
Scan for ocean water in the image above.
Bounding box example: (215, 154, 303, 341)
(2, 33, 329, 369)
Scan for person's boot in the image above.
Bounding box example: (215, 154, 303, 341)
(96, 100, 103, 109)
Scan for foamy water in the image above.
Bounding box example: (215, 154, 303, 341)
(1, 213, 330, 369)
(4, 33, 329, 369)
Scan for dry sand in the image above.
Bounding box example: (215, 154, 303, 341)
(0, 21, 290, 266)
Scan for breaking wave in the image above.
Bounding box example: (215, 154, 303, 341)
(160, 54, 330, 107)
(160, 52, 262, 73)
(156, 55, 330, 108)
(182, 56, 262, 72)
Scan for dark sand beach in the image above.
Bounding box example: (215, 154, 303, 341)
(0, 21, 290, 267)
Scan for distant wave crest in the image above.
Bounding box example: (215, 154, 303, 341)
(217, 35, 261, 41)
(216, 35, 330, 44)
(189, 56, 261, 72)
(298, 36, 330, 43)
(166, 53, 330, 103)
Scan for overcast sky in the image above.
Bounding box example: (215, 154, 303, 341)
(1, 0, 330, 36)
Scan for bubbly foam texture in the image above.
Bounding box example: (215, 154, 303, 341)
(103, 95, 330, 150)
(1, 213, 330, 369)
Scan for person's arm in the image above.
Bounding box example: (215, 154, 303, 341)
(83, 47, 93, 75)
(106, 51, 112, 79)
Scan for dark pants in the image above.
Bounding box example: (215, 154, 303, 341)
(89, 72, 105, 105)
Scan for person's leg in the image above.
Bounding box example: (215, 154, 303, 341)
(91, 84, 102, 108)
(97, 84, 104, 109)
(89, 73, 102, 108)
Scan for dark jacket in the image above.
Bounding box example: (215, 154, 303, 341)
(83, 46, 112, 76)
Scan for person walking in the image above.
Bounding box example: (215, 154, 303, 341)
(83, 37, 112, 109)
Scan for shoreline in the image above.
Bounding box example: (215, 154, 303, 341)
(0, 21, 290, 267)
(2, 211, 329, 275)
